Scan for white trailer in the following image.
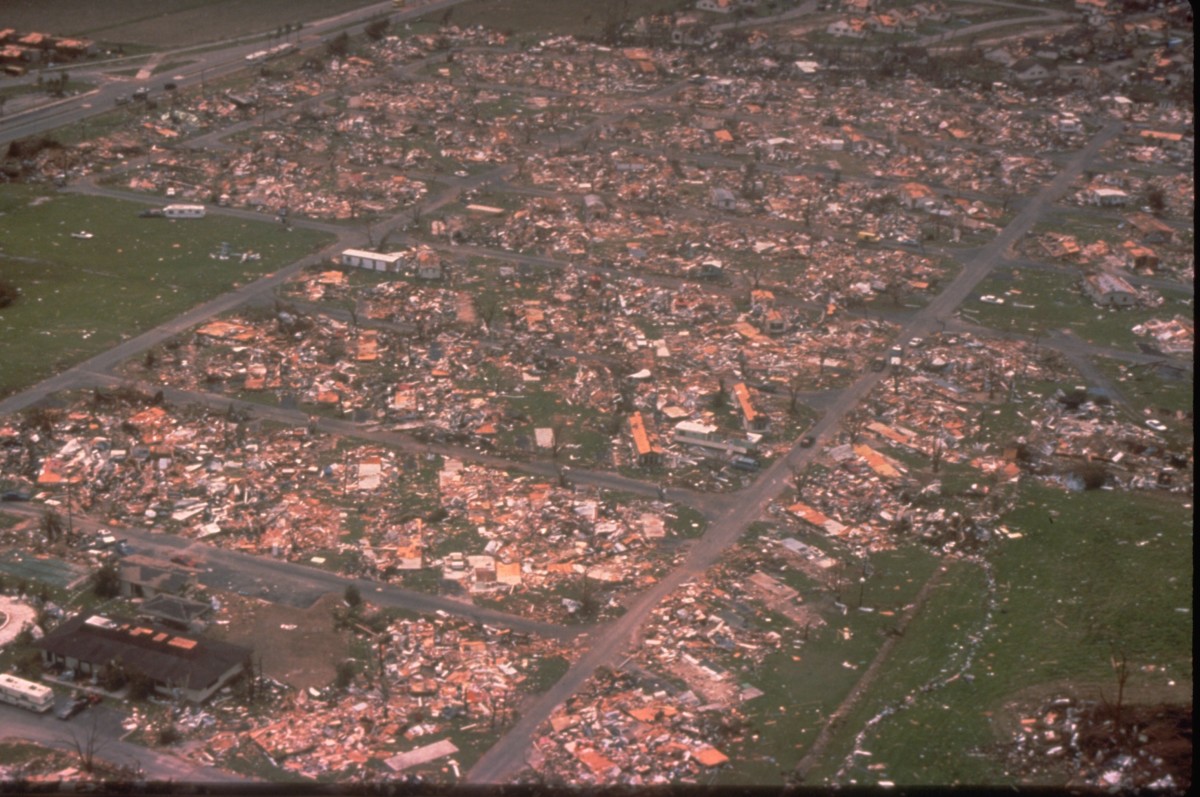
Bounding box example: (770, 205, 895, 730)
(673, 420, 758, 455)
(163, 204, 206, 219)
(340, 248, 404, 272)
(0, 673, 55, 713)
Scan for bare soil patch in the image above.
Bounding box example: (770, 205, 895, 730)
(209, 590, 350, 692)
(993, 677, 1194, 740)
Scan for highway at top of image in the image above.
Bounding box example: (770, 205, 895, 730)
(0, 0, 466, 147)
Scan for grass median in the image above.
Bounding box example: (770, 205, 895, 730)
(0, 186, 334, 398)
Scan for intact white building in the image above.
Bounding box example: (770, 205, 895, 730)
(340, 249, 404, 272)
(163, 204, 206, 218)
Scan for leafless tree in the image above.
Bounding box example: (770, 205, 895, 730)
(70, 717, 108, 774)
(551, 424, 565, 460)
(1102, 648, 1132, 740)
(787, 377, 802, 416)
(40, 509, 64, 545)
(843, 408, 866, 444)
(377, 636, 391, 720)
(790, 463, 812, 498)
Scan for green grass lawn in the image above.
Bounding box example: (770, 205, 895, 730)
(1091, 356, 1194, 417)
(806, 484, 1193, 786)
(0, 81, 94, 102)
(499, 386, 611, 465)
(714, 540, 944, 785)
(416, 0, 688, 40)
(0, 0, 381, 49)
(960, 266, 1194, 351)
(0, 186, 334, 398)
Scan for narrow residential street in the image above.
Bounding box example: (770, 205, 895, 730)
(465, 118, 1128, 783)
(0, 703, 247, 783)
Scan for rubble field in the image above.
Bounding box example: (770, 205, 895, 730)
(1006, 697, 1192, 792)
(0, 0, 1193, 790)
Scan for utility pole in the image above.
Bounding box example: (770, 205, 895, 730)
(65, 478, 74, 540)
(857, 557, 868, 608)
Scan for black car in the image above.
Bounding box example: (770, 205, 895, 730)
(56, 697, 89, 720)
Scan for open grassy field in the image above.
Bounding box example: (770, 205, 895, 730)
(806, 484, 1193, 786)
(959, 265, 1194, 352)
(713, 537, 945, 785)
(0, 185, 334, 398)
(1091, 356, 1194, 418)
(0, 0, 378, 49)
(415, 0, 689, 40)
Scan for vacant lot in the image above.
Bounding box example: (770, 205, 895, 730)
(416, 0, 688, 39)
(713, 539, 945, 785)
(0, 0, 377, 48)
(212, 591, 349, 691)
(961, 265, 1194, 352)
(807, 484, 1193, 786)
(0, 186, 334, 398)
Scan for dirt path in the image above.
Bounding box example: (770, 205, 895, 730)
(791, 561, 951, 782)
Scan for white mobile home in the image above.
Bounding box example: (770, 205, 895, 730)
(340, 249, 405, 272)
(163, 204, 206, 219)
(673, 420, 758, 455)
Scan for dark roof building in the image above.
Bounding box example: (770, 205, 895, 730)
(35, 613, 249, 703)
(139, 593, 212, 631)
(117, 554, 197, 599)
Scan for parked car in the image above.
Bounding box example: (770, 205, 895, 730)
(56, 696, 89, 721)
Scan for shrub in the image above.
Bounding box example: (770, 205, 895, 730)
(0, 278, 19, 308)
(334, 659, 356, 690)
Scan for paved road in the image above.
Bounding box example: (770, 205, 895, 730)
(0, 703, 246, 783)
(0, 0, 469, 148)
(0, 502, 577, 640)
(72, 371, 731, 519)
(464, 117, 1129, 785)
